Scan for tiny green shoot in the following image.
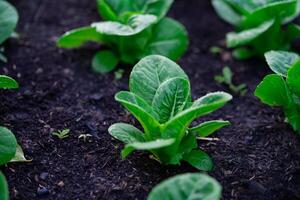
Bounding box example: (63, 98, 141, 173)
(78, 134, 93, 142)
(215, 66, 247, 96)
(52, 129, 70, 139)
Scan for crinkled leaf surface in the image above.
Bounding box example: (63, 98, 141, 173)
(108, 123, 145, 144)
(255, 74, 291, 106)
(130, 55, 189, 105)
(0, 1, 18, 44)
(148, 173, 222, 200)
(144, 17, 188, 61)
(265, 50, 299, 77)
(92, 14, 157, 36)
(152, 78, 190, 123)
(97, 0, 173, 21)
(0, 75, 18, 89)
(0, 171, 9, 200)
(0, 126, 17, 166)
(57, 27, 104, 48)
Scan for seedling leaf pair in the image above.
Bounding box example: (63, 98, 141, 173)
(109, 55, 232, 170)
(212, 0, 300, 59)
(147, 173, 222, 200)
(255, 51, 300, 133)
(57, 0, 188, 73)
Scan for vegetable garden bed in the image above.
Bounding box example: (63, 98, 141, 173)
(1, 0, 299, 199)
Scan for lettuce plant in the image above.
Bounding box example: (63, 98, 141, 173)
(255, 50, 300, 134)
(0, 0, 18, 62)
(212, 0, 300, 59)
(57, 0, 188, 73)
(108, 55, 232, 171)
(148, 173, 222, 200)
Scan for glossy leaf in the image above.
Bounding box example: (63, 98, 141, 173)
(115, 91, 160, 139)
(162, 92, 232, 139)
(255, 74, 291, 106)
(0, 126, 17, 166)
(108, 123, 145, 144)
(92, 50, 119, 73)
(183, 150, 213, 171)
(284, 104, 300, 133)
(0, 1, 18, 44)
(0, 171, 9, 200)
(144, 17, 189, 61)
(265, 50, 299, 77)
(190, 120, 230, 137)
(227, 19, 274, 48)
(130, 55, 189, 105)
(152, 78, 190, 123)
(148, 173, 222, 200)
(92, 14, 157, 36)
(121, 138, 175, 158)
(287, 60, 300, 96)
(0, 75, 18, 89)
(57, 27, 104, 48)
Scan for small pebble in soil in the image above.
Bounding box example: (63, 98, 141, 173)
(37, 186, 50, 196)
(39, 172, 49, 180)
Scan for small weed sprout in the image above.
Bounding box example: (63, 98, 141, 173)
(52, 129, 70, 139)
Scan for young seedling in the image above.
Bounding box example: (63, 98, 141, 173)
(0, 0, 19, 63)
(255, 50, 300, 134)
(109, 55, 232, 171)
(212, 0, 300, 59)
(57, 0, 188, 73)
(52, 129, 70, 139)
(78, 134, 93, 142)
(147, 173, 222, 200)
(215, 66, 247, 96)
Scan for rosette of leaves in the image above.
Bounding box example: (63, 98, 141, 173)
(0, 0, 19, 62)
(148, 173, 222, 200)
(108, 55, 232, 171)
(0, 75, 28, 200)
(212, 0, 300, 59)
(255, 50, 300, 134)
(57, 0, 188, 74)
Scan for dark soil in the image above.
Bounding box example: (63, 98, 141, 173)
(1, 0, 299, 199)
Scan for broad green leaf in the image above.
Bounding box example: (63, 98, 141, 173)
(115, 91, 160, 139)
(0, 171, 9, 200)
(255, 74, 291, 106)
(233, 47, 256, 59)
(286, 23, 300, 43)
(227, 19, 274, 48)
(212, 0, 242, 25)
(178, 132, 197, 156)
(0, 1, 18, 44)
(190, 120, 230, 137)
(287, 60, 300, 96)
(130, 55, 189, 105)
(239, 0, 298, 29)
(10, 144, 31, 163)
(162, 92, 232, 140)
(57, 27, 104, 48)
(284, 104, 300, 134)
(92, 14, 157, 36)
(265, 51, 299, 77)
(144, 17, 189, 61)
(183, 150, 213, 171)
(0, 126, 17, 166)
(108, 123, 145, 144)
(152, 78, 190, 123)
(97, 0, 173, 21)
(92, 50, 119, 74)
(0, 75, 18, 89)
(148, 173, 222, 200)
(121, 138, 175, 158)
